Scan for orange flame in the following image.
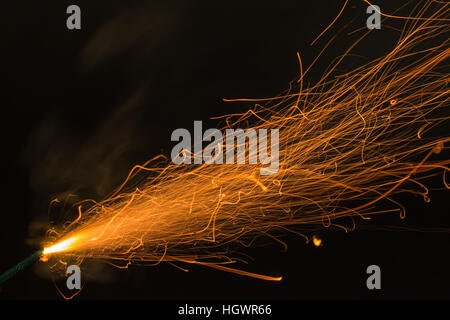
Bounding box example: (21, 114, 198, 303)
(43, 237, 80, 255)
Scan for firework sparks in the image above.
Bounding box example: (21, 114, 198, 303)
(41, 2, 449, 281)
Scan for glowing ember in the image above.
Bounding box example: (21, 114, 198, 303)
(312, 236, 322, 247)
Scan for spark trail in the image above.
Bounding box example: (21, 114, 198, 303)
(42, 1, 449, 280)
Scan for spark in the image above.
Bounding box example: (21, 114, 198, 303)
(42, 1, 449, 281)
(312, 236, 323, 247)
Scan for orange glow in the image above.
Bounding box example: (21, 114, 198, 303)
(313, 236, 322, 247)
(43, 237, 80, 255)
(42, 2, 449, 281)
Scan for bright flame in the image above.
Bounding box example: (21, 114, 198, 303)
(43, 237, 79, 255)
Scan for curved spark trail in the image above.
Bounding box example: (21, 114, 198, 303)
(42, 1, 449, 281)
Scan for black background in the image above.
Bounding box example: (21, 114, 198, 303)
(0, 0, 449, 300)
